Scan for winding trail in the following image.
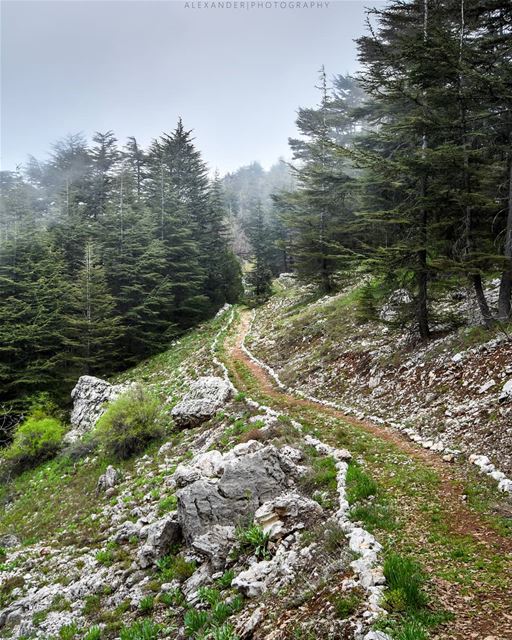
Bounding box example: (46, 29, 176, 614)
(224, 309, 512, 640)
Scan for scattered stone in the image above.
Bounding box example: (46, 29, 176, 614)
(478, 379, 496, 394)
(114, 521, 142, 543)
(0, 534, 20, 548)
(499, 379, 512, 403)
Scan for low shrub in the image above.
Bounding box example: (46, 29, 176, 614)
(95, 386, 166, 460)
(156, 554, 196, 582)
(216, 569, 235, 589)
(59, 622, 80, 640)
(184, 609, 209, 636)
(95, 549, 114, 566)
(83, 627, 101, 640)
(210, 623, 239, 640)
(138, 595, 154, 614)
(1, 414, 65, 477)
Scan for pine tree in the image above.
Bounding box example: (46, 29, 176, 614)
(0, 230, 70, 407)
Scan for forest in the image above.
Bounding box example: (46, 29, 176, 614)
(1, 0, 511, 416)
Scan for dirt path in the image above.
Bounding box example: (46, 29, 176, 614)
(225, 310, 512, 640)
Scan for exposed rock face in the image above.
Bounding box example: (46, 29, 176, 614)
(176, 441, 294, 543)
(137, 513, 182, 568)
(67, 376, 133, 442)
(171, 376, 233, 429)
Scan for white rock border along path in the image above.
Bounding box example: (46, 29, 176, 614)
(242, 309, 512, 496)
(212, 306, 392, 640)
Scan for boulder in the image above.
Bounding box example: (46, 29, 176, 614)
(96, 465, 120, 493)
(176, 442, 292, 543)
(191, 525, 236, 570)
(66, 376, 133, 442)
(171, 376, 233, 429)
(254, 493, 323, 541)
(137, 513, 182, 568)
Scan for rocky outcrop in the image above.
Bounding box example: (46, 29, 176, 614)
(176, 441, 294, 543)
(170, 376, 233, 429)
(66, 376, 133, 442)
(137, 513, 182, 568)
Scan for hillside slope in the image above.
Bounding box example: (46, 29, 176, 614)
(0, 293, 511, 640)
(246, 276, 512, 476)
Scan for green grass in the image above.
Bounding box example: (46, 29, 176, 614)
(156, 554, 196, 582)
(346, 461, 378, 504)
(332, 591, 363, 619)
(119, 620, 160, 640)
(383, 553, 428, 613)
(300, 454, 338, 495)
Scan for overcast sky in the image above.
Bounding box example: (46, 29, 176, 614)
(1, 0, 384, 175)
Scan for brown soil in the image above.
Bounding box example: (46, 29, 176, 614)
(226, 310, 512, 640)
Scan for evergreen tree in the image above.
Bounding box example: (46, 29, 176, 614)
(246, 200, 274, 304)
(203, 176, 243, 308)
(284, 67, 359, 293)
(66, 243, 122, 375)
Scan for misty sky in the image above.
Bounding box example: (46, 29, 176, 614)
(1, 0, 384, 175)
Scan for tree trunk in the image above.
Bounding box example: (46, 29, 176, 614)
(417, 253, 430, 339)
(416, 0, 430, 341)
(498, 157, 512, 320)
(471, 273, 493, 328)
(417, 171, 430, 340)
